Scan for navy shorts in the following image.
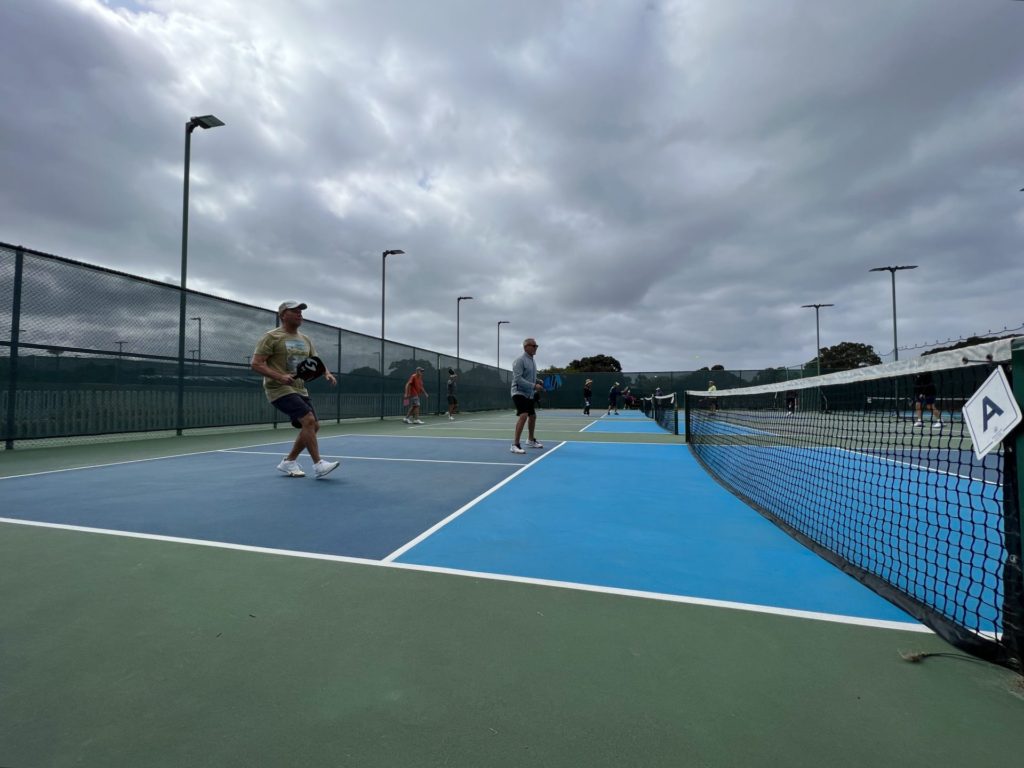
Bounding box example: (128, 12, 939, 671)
(273, 393, 317, 428)
(513, 394, 536, 416)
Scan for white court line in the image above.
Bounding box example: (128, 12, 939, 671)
(220, 449, 521, 467)
(0, 434, 352, 481)
(578, 420, 599, 433)
(381, 442, 567, 562)
(0, 448, 232, 481)
(0, 515, 930, 634)
(348, 433, 683, 446)
(0, 434, 678, 482)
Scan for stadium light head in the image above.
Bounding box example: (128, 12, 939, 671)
(383, 249, 405, 257)
(189, 115, 225, 130)
(869, 265, 917, 273)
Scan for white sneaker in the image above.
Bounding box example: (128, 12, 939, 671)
(403, 417, 411, 424)
(276, 459, 305, 477)
(913, 421, 923, 428)
(510, 444, 526, 454)
(414, 419, 425, 424)
(932, 421, 943, 430)
(313, 459, 340, 479)
(526, 439, 544, 449)
(448, 414, 455, 421)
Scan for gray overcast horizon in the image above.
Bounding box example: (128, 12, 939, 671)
(2, 0, 1023, 373)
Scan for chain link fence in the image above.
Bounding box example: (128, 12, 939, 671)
(0, 242, 512, 447)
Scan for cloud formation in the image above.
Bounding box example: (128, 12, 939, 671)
(2, 0, 1022, 372)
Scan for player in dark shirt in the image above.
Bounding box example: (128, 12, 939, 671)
(912, 371, 942, 429)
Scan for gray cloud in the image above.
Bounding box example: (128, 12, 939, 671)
(2, 0, 1022, 375)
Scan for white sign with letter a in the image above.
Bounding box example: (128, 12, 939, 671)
(962, 366, 1022, 460)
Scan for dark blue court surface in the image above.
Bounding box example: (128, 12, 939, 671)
(0, 435, 529, 560)
(396, 441, 917, 623)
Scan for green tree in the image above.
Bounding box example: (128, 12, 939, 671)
(809, 342, 881, 373)
(565, 354, 622, 373)
(752, 367, 793, 386)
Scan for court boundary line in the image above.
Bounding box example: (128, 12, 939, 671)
(381, 442, 568, 562)
(0, 515, 930, 633)
(220, 449, 521, 467)
(0, 435, 682, 481)
(347, 434, 684, 446)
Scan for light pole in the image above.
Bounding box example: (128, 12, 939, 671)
(115, 340, 127, 386)
(869, 265, 917, 362)
(380, 248, 405, 420)
(497, 320, 510, 368)
(801, 303, 834, 377)
(457, 296, 473, 373)
(190, 316, 202, 373)
(177, 114, 224, 436)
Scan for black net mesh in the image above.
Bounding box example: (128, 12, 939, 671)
(641, 393, 679, 434)
(686, 340, 1023, 671)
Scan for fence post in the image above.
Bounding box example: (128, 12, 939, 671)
(1007, 337, 1024, 669)
(4, 247, 25, 449)
(336, 328, 342, 424)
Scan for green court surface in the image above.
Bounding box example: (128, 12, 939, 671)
(1, 411, 1021, 768)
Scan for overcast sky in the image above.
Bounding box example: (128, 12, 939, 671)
(2, 0, 1023, 373)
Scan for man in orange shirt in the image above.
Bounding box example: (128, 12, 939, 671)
(403, 366, 428, 424)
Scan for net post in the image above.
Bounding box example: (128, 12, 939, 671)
(1006, 337, 1024, 669)
(682, 391, 690, 442)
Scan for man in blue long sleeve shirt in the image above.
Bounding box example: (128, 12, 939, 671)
(510, 337, 544, 454)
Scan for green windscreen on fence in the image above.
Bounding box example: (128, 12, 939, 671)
(0, 242, 511, 444)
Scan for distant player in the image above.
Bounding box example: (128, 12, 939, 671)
(404, 367, 427, 424)
(785, 388, 797, 416)
(446, 368, 458, 421)
(913, 371, 942, 430)
(607, 382, 621, 415)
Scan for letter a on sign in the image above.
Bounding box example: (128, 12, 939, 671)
(962, 366, 1022, 460)
(982, 397, 1004, 432)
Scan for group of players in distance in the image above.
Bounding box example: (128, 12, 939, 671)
(249, 301, 546, 478)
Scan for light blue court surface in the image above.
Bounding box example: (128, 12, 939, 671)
(694, 443, 1004, 634)
(397, 441, 916, 623)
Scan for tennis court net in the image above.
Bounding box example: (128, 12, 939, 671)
(641, 392, 679, 435)
(686, 338, 1024, 671)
